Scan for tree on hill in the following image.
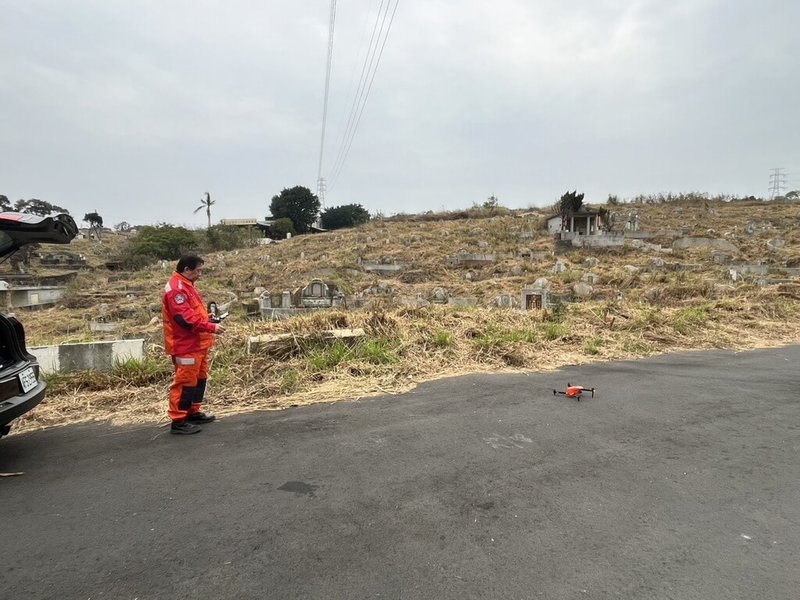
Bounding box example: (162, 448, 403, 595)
(269, 186, 320, 234)
(128, 224, 198, 260)
(84, 211, 104, 240)
(203, 224, 258, 251)
(559, 190, 585, 218)
(268, 217, 296, 240)
(482, 194, 500, 215)
(14, 198, 70, 216)
(320, 203, 370, 230)
(0, 195, 12, 212)
(195, 192, 215, 230)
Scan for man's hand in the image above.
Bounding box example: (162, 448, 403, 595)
(215, 324, 226, 334)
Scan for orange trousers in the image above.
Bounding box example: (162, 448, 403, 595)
(168, 351, 209, 422)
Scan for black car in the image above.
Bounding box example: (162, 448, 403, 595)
(0, 212, 78, 437)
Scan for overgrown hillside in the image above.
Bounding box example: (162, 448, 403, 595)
(7, 198, 800, 434)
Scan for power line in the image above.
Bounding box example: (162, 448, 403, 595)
(328, 0, 401, 191)
(328, 0, 379, 164)
(327, 0, 389, 187)
(316, 0, 337, 209)
(330, 0, 400, 191)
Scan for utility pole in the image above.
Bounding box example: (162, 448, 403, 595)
(768, 168, 787, 199)
(317, 0, 337, 210)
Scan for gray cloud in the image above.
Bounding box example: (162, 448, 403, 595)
(1, 0, 797, 227)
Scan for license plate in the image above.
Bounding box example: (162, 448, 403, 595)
(19, 366, 37, 394)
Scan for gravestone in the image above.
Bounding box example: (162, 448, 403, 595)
(584, 257, 600, 268)
(430, 287, 449, 304)
(712, 253, 731, 265)
(767, 239, 786, 252)
(521, 278, 550, 311)
(495, 294, 518, 309)
(448, 297, 478, 307)
(572, 282, 593, 298)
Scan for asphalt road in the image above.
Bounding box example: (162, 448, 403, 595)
(2, 346, 799, 600)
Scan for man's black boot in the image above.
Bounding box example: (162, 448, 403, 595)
(187, 412, 216, 424)
(171, 420, 202, 434)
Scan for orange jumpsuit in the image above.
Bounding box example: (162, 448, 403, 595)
(162, 272, 220, 422)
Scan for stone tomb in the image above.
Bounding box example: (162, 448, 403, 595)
(259, 278, 345, 319)
(521, 279, 550, 311)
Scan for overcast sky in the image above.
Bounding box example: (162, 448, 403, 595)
(1, 1, 798, 228)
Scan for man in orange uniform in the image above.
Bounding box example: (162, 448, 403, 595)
(162, 255, 225, 435)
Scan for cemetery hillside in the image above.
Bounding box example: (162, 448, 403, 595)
(6, 195, 800, 435)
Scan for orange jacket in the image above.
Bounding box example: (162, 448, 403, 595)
(162, 272, 219, 356)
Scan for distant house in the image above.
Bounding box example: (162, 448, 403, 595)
(219, 218, 273, 237)
(219, 217, 327, 236)
(547, 210, 602, 236)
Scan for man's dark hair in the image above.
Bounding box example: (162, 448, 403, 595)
(176, 254, 204, 273)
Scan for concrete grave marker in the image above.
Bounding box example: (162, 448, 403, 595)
(767, 239, 786, 252)
(495, 294, 518, 309)
(584, 257, 600, 268)
(572, 282, 593, 298)
(521, 278, 550, 310)
(429, 287, 449, 304)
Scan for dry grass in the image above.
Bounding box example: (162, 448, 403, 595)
(7, 198, 800, 435)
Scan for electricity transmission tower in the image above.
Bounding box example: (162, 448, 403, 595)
(768, 168, 787, 199)
(317, 177, 328, 209)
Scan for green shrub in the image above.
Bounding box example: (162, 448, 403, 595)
(356, 339, 399, 364)
(306, 340, 350, 372)
(431, 330, 454, 348)
(320, 204, 370, 230)
(584, 338, 602, 355)
(126, 224, 198, 260)
(542, 323, 569, 340)
(42, 356, 172, 394)
(280, 370, 302, 394)
(671, 306, 709, 335)
(557, 269, 582, 283)
(202, 225, 259, 252)
(474, 327, 537, 349)
(269, 218, 295, 240)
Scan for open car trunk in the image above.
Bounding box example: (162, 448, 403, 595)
(0, 212, 79, 258)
